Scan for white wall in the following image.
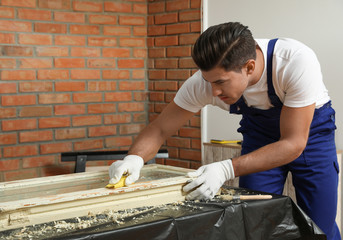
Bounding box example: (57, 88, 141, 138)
(201, 0, 343, 152)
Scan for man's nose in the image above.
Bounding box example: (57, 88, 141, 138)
(211, 84, 221, 96)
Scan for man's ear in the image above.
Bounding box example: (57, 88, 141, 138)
(245, 60, 255, 75)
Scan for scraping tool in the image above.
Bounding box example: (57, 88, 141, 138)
(219, 194, 272, 201)
(106, 174, 127, 189)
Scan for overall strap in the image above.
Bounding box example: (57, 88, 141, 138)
(267, 39, 283, 107)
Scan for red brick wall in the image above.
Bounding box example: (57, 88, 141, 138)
(0, 0, 148, 181)
(147, 0, 202, 169)
(0, 0, 202, 182)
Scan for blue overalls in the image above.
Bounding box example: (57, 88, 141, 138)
(230, 39, 340, 240)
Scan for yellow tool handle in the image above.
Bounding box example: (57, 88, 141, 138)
(210, 139, 242, 145)
(106, 175, 127, 189)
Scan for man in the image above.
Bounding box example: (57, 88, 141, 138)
(109, 22, 340, 239)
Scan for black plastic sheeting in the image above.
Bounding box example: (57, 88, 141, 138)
(53, 189, 326, 240)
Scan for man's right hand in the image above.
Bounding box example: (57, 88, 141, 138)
(108, 155, 144, 186)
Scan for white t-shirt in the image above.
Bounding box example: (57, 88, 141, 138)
(174, 38, 330, 113)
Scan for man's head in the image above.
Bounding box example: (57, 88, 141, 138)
(192, 22, 256, 72)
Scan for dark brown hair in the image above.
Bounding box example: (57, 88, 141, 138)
(192, 22, 256, 72)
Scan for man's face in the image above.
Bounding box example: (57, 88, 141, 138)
(201, 66, 249, 105)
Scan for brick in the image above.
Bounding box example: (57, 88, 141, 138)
(36, 47, 68, 57)
(40, 142, 72, 154)
(20, 130, 53, 143)
(55, 81, 86, 91)
(22, 155, 56, 168)
(119, 16, 145, 26)
(0, 20, 31, 32)
(191, 0, 201, 8)
(105, 136, 132, 148)
(89, 14, 117, 24)
(0, 83, 16, 93)
(41, 166, 73, 177)
(2, 95, 36, 106)
(87, 59, 115, 68)
(166, 23, 190, 35)
(54, 12, 85, 23)
(132, 69, 145, 79)
(38, 69, 69, 80)
(89, 126, 116, 137)
(179, 127, 201, 138)
(167, 137, 190, 148)
(0, 7, 14, 18)
(73, 92, 102, 103)
(148, 25, 165, 36)
(20, 106, 52, 117)
(180, 149, 201, 161)
(148, 2, 165, 13)
(103, 70, 130, 79)
(118, 59, 144, 68)
(155, 36, 178, 46)
(0, 108, 16, 118)
(55, 128, 86, 140)
(0, 58, 16, 69)
(179, 10, 200, 21)
(73, 1, 102, 12)
(39, 93, 70, 104)
(133, 26, 147, 36)
(105, 92, 132, 102)
(0, 33, 15, 44)
(149, 92, 164, 102)
(71, 47, 100, 57)
(38, 0, 71, 10)
(0, 159, 19, 171)
(153, 103, 168, 112)
(18, 9, 51, 21)
(179, 33, 199, 45)
(19, 58, 52, 69)
(154, 81, 178, 91)
(118, 102, 144, 112)
(71, 69, 100, 80)
(148, 48, 165, 58)
(167, 46, 191, 57)
(179, 58, 197, 68)
(149, 69, 166, 79)
(165, 159, 190, 168)
(155, 13, 178, 25)
(134, 92, 148, 101)
(103, 26, 131, 36)
(55, 58, 85, 68)
(55, 35, 86, 46)
(133, 3, 147, 14)
(104, 114, 131, 124)
(88, 37, 117, 47)
(73, 139, 103, 151)
(55, 104, 86, 115)
(104, 2, 132, 13)
(120, 37, 145, 47)
(39, 117, 70, 128)
(154, 59, 178, 69)
(2, 0, 36, 8)
(4, 169, 38, 181)
(191, 138, 201, 149)
(119, 81, 145, 90)
(88, 103, 116, 114)
(88, 81, 116, 91)
(35, 22, 67, 34)
(72, 115, 102, 126)
(2, 119, 36, 131)
(102, 48, 130, 58)
(19, 82, 53, 92)
(19, 34, 52, 45)
(147, 37, 154, 47)
(191, 21, 201, 32)
(119, 123, 145, 134)
(166, 0, 189, 11)
(1, 46, 33, 56)
(133, 112, 146, 122)
(0, 133, 17, 145)
(166, 70, 190, 80)
(70, 25, 100, 35)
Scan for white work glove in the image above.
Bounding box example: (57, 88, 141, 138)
(183, 159, 235, 200)
(108, 155, 144, 186)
